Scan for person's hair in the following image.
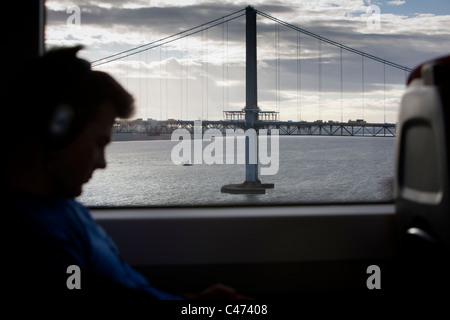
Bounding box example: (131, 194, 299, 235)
(90, 70, 135, 119)
(3, 45, 135, 149)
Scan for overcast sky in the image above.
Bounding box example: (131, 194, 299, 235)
(45, 0, 450, 122)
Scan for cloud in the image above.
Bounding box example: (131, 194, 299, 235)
(45, 0, 450, 121)
(386, 0, 405, 5)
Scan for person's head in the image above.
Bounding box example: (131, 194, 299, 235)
(3, 45, 135, 197)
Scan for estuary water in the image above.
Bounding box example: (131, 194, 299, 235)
(77, 135, 396, 207)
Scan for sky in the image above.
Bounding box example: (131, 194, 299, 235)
(45, 0, 450, 123)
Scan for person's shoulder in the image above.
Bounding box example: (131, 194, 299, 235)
(65, 197, 87, 209)
(64, 197, 97, 222)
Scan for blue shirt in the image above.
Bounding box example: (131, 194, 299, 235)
(11, 191, 183, 300)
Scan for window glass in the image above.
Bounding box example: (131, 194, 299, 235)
(45, 0, 450, 207)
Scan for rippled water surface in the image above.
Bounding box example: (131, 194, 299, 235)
(78, 136, 395, 207)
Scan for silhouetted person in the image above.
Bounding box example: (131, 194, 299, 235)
(2, 46, 250, 307)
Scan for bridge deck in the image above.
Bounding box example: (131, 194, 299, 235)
(113, 120, 396, 137)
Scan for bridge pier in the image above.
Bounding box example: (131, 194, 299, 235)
(221, 6, 274, 194)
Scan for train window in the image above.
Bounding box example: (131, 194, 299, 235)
(44, 1, 449, 207)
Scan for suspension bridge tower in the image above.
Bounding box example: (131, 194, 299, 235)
(221, 6, 274, 194)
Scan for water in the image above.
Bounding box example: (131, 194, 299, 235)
(77, 136, 396, 207)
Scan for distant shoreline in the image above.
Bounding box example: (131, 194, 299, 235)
(112, 132, 396, 142)
(112, 132, 172, 141)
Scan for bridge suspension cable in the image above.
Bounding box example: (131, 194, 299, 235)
(362, 55, 365, 120)
(165, 45, 168, 120)
(256, 10, 412, 73)
(318, 39, 323, 120)
(159, 46, 162, 119)
(185, 35, 189, 120)
(92, 6, 407, 124)
(206, 28, 209, 120)
(384, 62, 386, 123)
(297, 32, 301, 121)
(222, 19, 225, 115)
(340, 47, 343, 123)
(91, 8, 246, 67)
(275, 23, 280, 114)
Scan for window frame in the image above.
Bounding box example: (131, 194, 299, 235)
(92, 203, 396, 266)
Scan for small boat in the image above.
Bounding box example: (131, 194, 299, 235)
(182, 160, 193, 166)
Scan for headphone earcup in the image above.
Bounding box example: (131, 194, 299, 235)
(48, 103, 75, 141)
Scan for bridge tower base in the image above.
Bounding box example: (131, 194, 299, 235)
(221, 181, 274, 194)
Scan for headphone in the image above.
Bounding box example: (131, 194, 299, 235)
(37, 46, 94, 149)
(48, 103, 75, 138)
